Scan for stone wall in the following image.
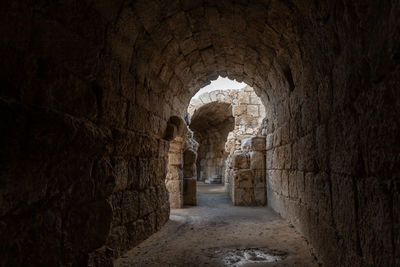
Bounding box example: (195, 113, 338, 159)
(225, 86, 266, 154)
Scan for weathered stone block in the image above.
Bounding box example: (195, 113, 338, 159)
(254, 188, 266, 205)
(247, 104, 259, 117)
(281, 171, 289, 197)
(238, 92, 250, 104)
(234, 169, 253, 188)
(168, 139, 183, 153)
(266, 134, 274, 150)
(139, 188, 157, 216)
(165, 180, 183, 209)
(234, 188, 253, 206)
(331, 173, 358, 252)
(250, 136, 266, 151)
(183, 165, 196, 178)
(268, 170, 282, 194)
(183, 148, 197, 165)
(253, 169, 266, 188)
(127, 105, 149, 133)
(121, 191, 139, 223)
(183, 178, 196, 205)
(233, 105, 246, 116)
(232, 152, 249, 169)
(288, 171, 298, 200)
(266, 150, 273, 169)
(113, 129, 140, 157)
(250, 151, 265, 170)
(250, 94, 262, 104)
(166, 165, 182, 181)
(168, 152, 182, 166)
(106, 225, 129, 256)
(209, 90, 219, 102)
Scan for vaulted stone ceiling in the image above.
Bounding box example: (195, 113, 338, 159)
(190, 102, 234, 140)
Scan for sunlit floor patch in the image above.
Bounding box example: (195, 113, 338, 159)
(207, 247, 287, 266)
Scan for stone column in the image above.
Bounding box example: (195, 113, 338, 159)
(230, 136, 266, 206)
(249, 136, 267, 205)
(231, 151, 252, 205)
(166, 137, 184, 209)
(183, 148, 197, 205)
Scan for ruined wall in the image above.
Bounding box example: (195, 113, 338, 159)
(223, 87, 266, 194)
(0, 0, 398, 266)
(225, 86, 266, 155)
(228, 137, 267, 206)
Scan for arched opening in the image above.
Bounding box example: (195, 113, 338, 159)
(190, 102, 234, 184)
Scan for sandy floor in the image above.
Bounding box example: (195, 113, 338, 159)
(115, 184, 319, 267)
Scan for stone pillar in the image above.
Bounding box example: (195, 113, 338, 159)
(250, 136, 267, 205)
(232, 151, 252, 205)
(183, 148, 197, 205)
(229, 136, 266, 206)
(166, 137, 184, 209)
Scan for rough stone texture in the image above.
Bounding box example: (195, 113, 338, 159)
(166, 137, 184, 209)
(229, 137, 267, 206)
(190, 101, 234, 184)
(189, 87, 265, 189)
(183, 178, 197, 205)
(221, 87, 266, 155)
(218, 87, 266, 200)
(166, 133, 198, 208)
(0, 0, 398, 265)
(183, 148, 198, 205)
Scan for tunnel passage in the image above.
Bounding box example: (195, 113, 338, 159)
(190, 102, 234, 184)
(0, 0, 399, 266)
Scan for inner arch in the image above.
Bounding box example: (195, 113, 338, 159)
(190, 102, 234, 183)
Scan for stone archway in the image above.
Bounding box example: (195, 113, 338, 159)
(190, 101, 234, 184)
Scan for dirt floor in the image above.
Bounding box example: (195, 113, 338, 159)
(114, 184, 319, 266)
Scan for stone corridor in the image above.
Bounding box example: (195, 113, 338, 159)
(0, 0, 399, 266)
(115, 184, 318, 266)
